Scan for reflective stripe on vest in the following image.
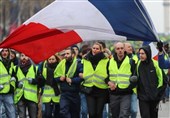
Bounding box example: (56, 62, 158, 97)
(0, 74, 9, 78)
(83, 58, 109, 89)
(54, 57, 77, 78)
(14, 65, 38, 103)
(0, 61, 12, 93)
(66, 58, 77, 78)
(42, 66, 60, 103)
(42, 85, 60, 103)
(109, 56, 131, 89)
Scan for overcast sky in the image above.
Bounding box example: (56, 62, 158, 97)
(142, 0, 164, 33)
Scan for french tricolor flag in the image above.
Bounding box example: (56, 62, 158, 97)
(0, 0, 159, 64)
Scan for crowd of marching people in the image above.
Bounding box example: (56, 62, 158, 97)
(0, 41, 170, 118)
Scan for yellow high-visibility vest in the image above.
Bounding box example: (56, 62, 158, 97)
(42, 63, 60, 103)
(82, 58, 109, 89)
(54, 57, 77, 78)
(132, 54, 138, 94)
(14, 65, 38, 104)
(109, 56, 131, 89)
(0, 61, 15, 93)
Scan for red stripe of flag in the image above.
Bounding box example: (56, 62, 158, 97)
(0, 23, 82, 64)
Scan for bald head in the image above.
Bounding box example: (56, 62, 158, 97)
(114, 42, 125, 60)
(124, 42, 133, 54)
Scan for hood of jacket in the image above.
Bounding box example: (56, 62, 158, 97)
(139, 45, 152, 64)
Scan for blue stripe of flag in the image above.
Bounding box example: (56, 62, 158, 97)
(90, 0, 158, 42)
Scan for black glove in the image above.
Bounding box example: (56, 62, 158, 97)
(130, 76, 138, 83)
(28, 78, 33, 84)
(157, 41, 163, 52)
(128, 76, 138, 89)
(18, 82, 23, 88)
(28, 78, 37, 85)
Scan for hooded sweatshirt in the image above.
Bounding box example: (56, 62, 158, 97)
(137, 45, 160, 101)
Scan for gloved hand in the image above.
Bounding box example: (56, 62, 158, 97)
(128, 75, 138, 89)
(0, 85, 4, 91)
(28, 78, 33, 84)
(18, 82, 23, 88)
(130, 75, 138, 83)
(10, 77, 16, 82)
(157, 41, 163, 52)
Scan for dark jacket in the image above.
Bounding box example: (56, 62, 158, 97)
(137, 45, 161, 101)
(158, 53, 170, 69)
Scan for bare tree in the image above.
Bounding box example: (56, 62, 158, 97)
(0, 0, 54, 41)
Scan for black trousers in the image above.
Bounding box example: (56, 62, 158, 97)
(17, 99, 37, 118)
(85, 88, 108, 118)
(60, 92, 80, 118)
(139, 100, 159, 118)
(109, 94, 131, 118)
(43, 102, 60, 118)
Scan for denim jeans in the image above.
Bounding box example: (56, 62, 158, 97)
(80, 93, 88, 118)
(103, 104, 109, 118)
(0, 94, 16, 118)
(130, 93, 138, 118)
(165, 85, 170, 99)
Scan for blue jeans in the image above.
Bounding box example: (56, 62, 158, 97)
(165, 84, 170, 99)
(0, 94, 16, 118)
(80, 93, 88, 118)
(103, 104, 108, 118)
(130, 93, 138, 118)
(0, 103, 6, 118)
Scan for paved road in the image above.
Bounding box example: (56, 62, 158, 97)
(137, 99, 170, 118)
(1, 99, 169, 118)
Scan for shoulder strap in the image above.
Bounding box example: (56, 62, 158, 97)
(15, 65, 19, 74)
(129, 58, 133, 66)
(33, 65, 36, 73)
(106, 59, 110, 75)
(34, 65, 37, 78)
(129, 58, 138, 76)
(37, 62, 45, 74)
